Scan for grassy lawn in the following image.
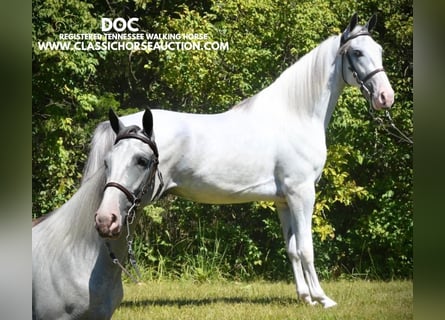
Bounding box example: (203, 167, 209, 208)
(113, 279, 412, 319)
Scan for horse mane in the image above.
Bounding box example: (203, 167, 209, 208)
(33, 167, 106, 260)
(33, 120, 113, 228)
(272, 36, 340, 116)
(32, 212, 54, 227)
(82, 121, 116, 183)
(232, 35, 341, 119)
(231, 95, 258, 110)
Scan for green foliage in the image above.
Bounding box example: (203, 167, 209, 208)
(32, 0, 118, 215)
(133, 199, 281, 281)
(33, 0, 412, 280)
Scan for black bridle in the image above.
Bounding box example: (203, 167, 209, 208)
(340, 31, 385, 103)
(103, 129, 164, 283)
(104, 129, 164, 223)
(340, 31, 413, 145)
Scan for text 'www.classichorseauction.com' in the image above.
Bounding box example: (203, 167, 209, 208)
(37, 33, 229, 51)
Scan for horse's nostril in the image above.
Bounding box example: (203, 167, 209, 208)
(380, 92, 387, 105)
(111, 213, 117, 223)
(94, 213, 101, 224)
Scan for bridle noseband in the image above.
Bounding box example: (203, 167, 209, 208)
(340, 31, 385, 102)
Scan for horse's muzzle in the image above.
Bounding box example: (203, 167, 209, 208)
(372, 83, 394, 110)
(94, 212, 122, 239)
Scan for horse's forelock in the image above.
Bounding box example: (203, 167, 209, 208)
(81, 121, 116, 184)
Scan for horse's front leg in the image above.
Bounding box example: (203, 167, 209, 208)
(278, 181, 337, 308)
(277, 202, 314, 305)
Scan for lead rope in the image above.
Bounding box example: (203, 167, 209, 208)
(104, 202, 143, 284)
(105, 158, 164, 284)
(104, 202, 142, 284)
(125, 205, 142, 282)
(384, 110, 413, 145)
(125, 162, 164, 281)
(106, 240, 141, 284)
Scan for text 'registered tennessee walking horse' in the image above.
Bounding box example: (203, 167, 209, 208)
(88, 14, 394, 308)
(33, 109, 161, 319)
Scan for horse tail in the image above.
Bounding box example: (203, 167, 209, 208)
(81, 121, 115, 184)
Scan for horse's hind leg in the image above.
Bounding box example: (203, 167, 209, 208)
(277, 182, 337, 308)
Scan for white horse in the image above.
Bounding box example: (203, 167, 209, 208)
(32, 109, 160, 319)
(90, 14, 394, 308)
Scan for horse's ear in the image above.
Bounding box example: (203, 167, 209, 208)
(341, 12, 358, 45)
(109, 108, 123, 134)
(142, 108, 154, 138)
(365, 13, 377, 32)
(347, 13, 358, 32)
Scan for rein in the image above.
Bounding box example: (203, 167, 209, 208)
(367, 107, 413, 145)
(104, 131, 164, 283)
(340, 32, 413, 145)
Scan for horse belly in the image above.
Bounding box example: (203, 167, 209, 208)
(170, 181, 282, 204)
(170, 155, 283, 204)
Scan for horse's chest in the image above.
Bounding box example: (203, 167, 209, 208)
(280, 128, 327, 178)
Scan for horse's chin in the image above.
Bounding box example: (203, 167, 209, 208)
(371, 104, 383, 111)
(102, 233, 121, 240)
(95, 226, 122, 239)
(371, 99, 392, 111)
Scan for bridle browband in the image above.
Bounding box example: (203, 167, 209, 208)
(340, 31, 385, 103)
(114, 131, 159, 159)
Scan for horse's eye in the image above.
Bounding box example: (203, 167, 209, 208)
(137, 157, 149, 168)
(353, 50, 363, 57)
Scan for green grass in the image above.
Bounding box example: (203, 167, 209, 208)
(113, 279, 412, 319)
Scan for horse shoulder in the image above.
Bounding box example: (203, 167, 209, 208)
(275, 123, 327, 185)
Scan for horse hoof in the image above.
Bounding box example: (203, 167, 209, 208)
(322, 298, 337, 308)
(301, 295, 317, 305)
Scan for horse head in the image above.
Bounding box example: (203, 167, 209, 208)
(339, 13, 394, 110)
(94, 108, 159, 238)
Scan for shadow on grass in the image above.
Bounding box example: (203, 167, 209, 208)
(120, 296, 298, 308)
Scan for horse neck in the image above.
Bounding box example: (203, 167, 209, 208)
(267, 35, 345, 129)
